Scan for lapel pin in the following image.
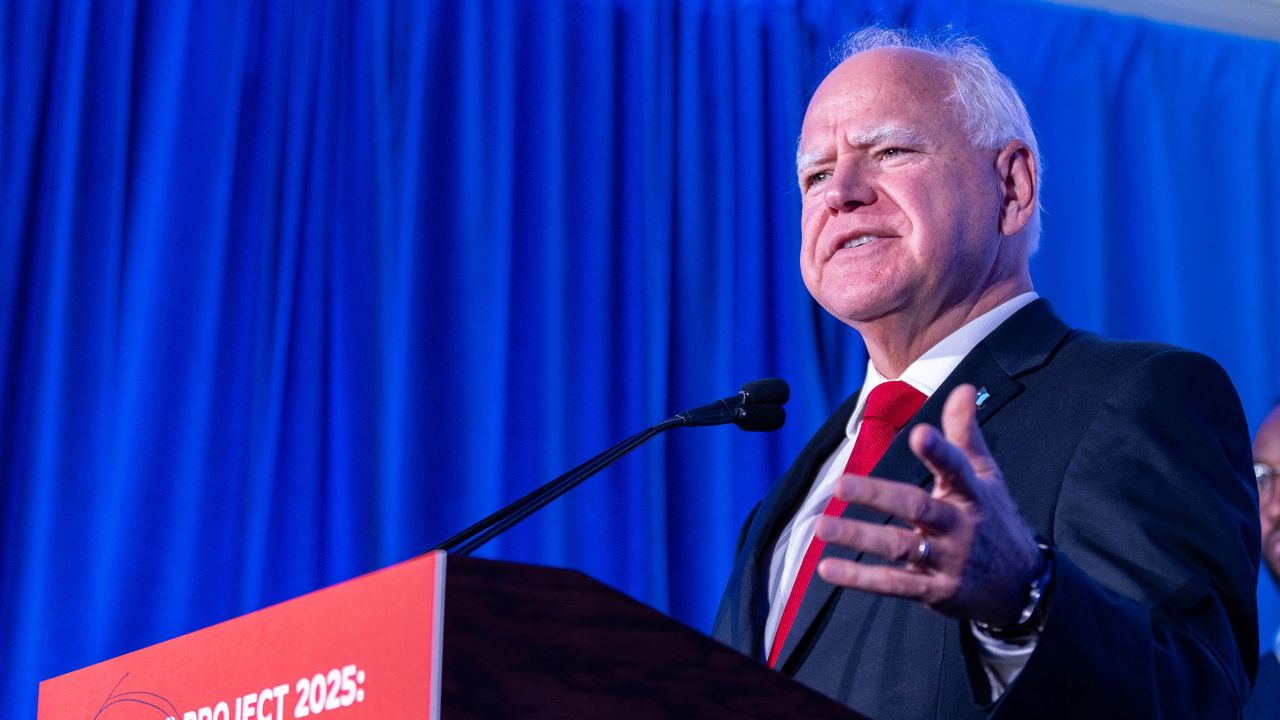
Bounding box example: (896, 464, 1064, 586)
(975, 387, 990, 407)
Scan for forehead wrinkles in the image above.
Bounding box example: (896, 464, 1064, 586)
(796, 56, 963, 176)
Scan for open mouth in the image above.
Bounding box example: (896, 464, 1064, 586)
(840, 234, 879, 250)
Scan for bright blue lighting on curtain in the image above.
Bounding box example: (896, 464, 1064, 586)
(3, 1, 1279, 718)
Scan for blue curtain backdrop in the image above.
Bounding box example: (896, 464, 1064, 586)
(4, 0, 1279, 716)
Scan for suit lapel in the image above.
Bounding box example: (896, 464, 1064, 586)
(721, 389, 862, 656)
(772, 299, 1071, 671)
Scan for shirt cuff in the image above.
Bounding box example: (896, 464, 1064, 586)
(971, 622, 1039, 699)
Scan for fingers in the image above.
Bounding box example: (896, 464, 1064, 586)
(814, 515, 927, 565)
(817, 557, 939, 602)
(832, 474, 961, 533)
(817, 385, 1023, 617)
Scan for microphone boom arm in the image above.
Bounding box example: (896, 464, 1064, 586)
(429, 378, 788, 556)
(432, 416, 684, 556)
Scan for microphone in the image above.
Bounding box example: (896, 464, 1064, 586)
(675, 377, 790, 430)
(432, 378, 790, 556)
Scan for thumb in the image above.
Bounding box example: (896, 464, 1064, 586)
(941, 384, 998, 479)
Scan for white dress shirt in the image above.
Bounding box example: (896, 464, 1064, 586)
(764, 292, 1039, 697)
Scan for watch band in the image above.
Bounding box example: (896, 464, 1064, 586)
(974, 542, 1055, 641)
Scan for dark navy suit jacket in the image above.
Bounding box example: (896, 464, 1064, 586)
(713, 300, 1259, 719)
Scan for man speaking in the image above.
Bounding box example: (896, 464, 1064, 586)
(712, 27, 1259, 718)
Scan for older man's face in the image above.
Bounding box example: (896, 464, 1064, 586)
(1256, 406, 1280, 583)
(796, 48, 1010, 330)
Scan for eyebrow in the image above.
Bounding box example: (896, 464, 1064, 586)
(795, 124, 926, 176)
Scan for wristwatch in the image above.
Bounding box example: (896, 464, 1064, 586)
(973, 542, 1055, 641)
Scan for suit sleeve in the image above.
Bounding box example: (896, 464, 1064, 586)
(991, 350, 1259, 717)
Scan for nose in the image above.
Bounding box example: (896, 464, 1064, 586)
(1266, 487, 1280, 521)
(823, 160, 877, 214)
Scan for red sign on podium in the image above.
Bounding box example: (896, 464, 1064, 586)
(38, 552, 446, 720)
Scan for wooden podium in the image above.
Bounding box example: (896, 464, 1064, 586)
(38, 552, 861, 719)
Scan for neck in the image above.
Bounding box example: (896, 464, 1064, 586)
(858, 276, 1032, 379)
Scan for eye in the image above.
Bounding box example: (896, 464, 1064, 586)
(879, 147, 914, 160)
(803, 170, 832, 189)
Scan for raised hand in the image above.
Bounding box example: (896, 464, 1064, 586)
(814, 384, 1044, 625)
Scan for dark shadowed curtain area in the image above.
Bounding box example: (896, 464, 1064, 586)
(3, 0, 1279, 716)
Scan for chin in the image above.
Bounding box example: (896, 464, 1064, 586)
(810, 276, 874, 310)
(816, 299, 880, 328)
(816, 290, 908, 328)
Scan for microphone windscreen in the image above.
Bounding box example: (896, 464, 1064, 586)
(736, 405, 786, 432)
(740, 378, 790, 406)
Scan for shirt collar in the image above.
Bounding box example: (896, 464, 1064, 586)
(845, 292, 1039, 438)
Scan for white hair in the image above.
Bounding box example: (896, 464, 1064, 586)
(835, 27, 1043, 250)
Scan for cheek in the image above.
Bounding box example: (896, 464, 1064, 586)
(799, 206, 826, 263)
(912, 190, 998, 275)
(914, 163, 993, 222)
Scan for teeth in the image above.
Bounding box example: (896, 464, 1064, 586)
(842, 235, 877, 249)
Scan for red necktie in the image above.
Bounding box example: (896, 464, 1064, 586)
(767, 380, 928, 668)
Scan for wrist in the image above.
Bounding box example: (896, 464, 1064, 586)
(974, 542, 1055, 641)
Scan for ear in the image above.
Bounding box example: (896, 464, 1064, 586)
(995, 140, 1037, 238)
